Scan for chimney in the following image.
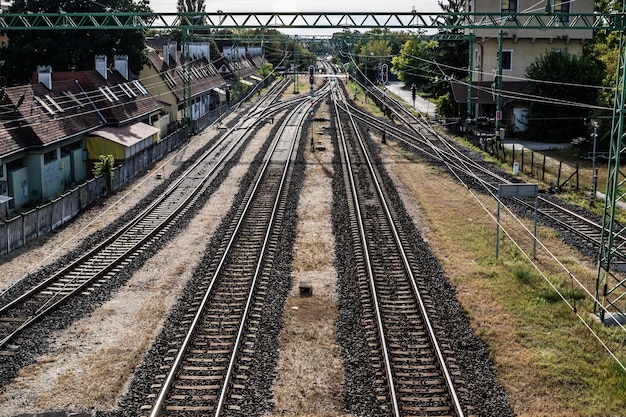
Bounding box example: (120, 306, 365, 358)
(37, 65, 52, 90)
(95, 55, 107, 80)
(168, 41, 177, 65)
(163, 44, 169, 66)
(114, 55, 129, 80)
(190, 43, 210, 62)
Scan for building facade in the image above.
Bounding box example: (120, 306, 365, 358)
(459, 0, 594, 132)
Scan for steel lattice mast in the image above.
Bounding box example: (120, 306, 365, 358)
(596, 7, 626, 323)
(0, 11, 615, 30)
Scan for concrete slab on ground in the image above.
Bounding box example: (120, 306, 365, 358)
(502, 139, 571, 151)
(385, 81, 436, 118)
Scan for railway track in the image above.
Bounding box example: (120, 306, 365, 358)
(141, 81, 330, 416)
(0, 78, 293, 354)
(349, 78, 626, 261)
(331, 74, 466, 416)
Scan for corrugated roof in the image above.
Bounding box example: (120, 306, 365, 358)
(90, 122, 159, 147)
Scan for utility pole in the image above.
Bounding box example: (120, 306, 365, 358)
(467, 35, 474, 119)
(293, 35, 299, 94)
(590, 120, 598, 207)
(495, 30, 503, 135)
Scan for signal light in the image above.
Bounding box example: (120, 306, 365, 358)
(309, 65, 315, 86)
(381, 63, 388, 84)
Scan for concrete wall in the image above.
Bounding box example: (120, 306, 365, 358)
(468, 0, 593, 82)
(474, 37, 584, 81)
(469, 0, 594, 40)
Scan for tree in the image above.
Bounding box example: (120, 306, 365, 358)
(525, 50, 605, 141)
(258, 61, 274, 78)
(358, 40, 391, 83)
(93, 155, 115, 193)
(581, 0, 621, 144)
(177, 0, 206, 13)
(391, 37, 439, 88)
(438, 0, 465, 16)
(177, 0, 205, 27)
(0, 0, 151, 86)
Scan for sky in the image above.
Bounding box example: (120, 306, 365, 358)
(148, 0, 444, 36)
(149, 1, 443, 14)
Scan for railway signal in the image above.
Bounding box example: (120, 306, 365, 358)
(308, 65, 315, 86)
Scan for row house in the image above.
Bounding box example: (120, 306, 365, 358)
(454, 0, 594, 133)
(0, 55, 162, 213)
(222, 45, 265, 86)
(141, 41, 229, 133)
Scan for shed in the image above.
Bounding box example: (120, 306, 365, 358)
(85, 122, 160, 161)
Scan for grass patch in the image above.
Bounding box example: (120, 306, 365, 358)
(383, 141, 626, 417)
(512, 264, 536, 285)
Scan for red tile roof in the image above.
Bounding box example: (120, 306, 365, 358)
(146, 49, 230, 102)
(0, 68, 163, 159)
(52, 70, 163, 125)
(0, 78, 104, 158)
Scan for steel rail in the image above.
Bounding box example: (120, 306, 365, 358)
(358, 81, 626, 260)
(0, 79, 292, 351)
(332, 80, 465, 416)
(148, 83, 328, 416)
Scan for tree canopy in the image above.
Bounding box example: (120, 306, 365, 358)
(177, 0, 206, 13)
(391, 38, 439, 87)
(358, 39, 391, 82)
(525, 49, 605, 141)
(0, 0, 151, 86)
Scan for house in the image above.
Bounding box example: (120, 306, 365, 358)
(0, 55, 163, 211)
(140, 41, 228, 133)
(0, 67, 104, 210)
(461, 0, 594, 131)
(66, 56, 163, 165)
(222, 45, 266, 87)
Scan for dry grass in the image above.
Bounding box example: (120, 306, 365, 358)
(379, 136, 626, 416)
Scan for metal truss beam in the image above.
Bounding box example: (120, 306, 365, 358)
(0, 11, 616, 31)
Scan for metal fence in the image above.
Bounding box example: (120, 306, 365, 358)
(0, 126, 189, 257)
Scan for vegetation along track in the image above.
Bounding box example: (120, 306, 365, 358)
(355, 79, 626, 261)
(0, 78, 293, 356)
(331, 76, 467, 416)
(141, 82, 329, 416)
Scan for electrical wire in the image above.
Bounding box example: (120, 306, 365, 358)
(0, 53, 240, 133)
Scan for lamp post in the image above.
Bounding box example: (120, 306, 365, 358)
(591, 120, 598, 207)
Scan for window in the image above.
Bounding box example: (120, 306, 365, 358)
(501, 0, 517, 14)
(554, 0, 570, 24)
(501, 50, 513, 71)
(43, 150, 57, 164)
